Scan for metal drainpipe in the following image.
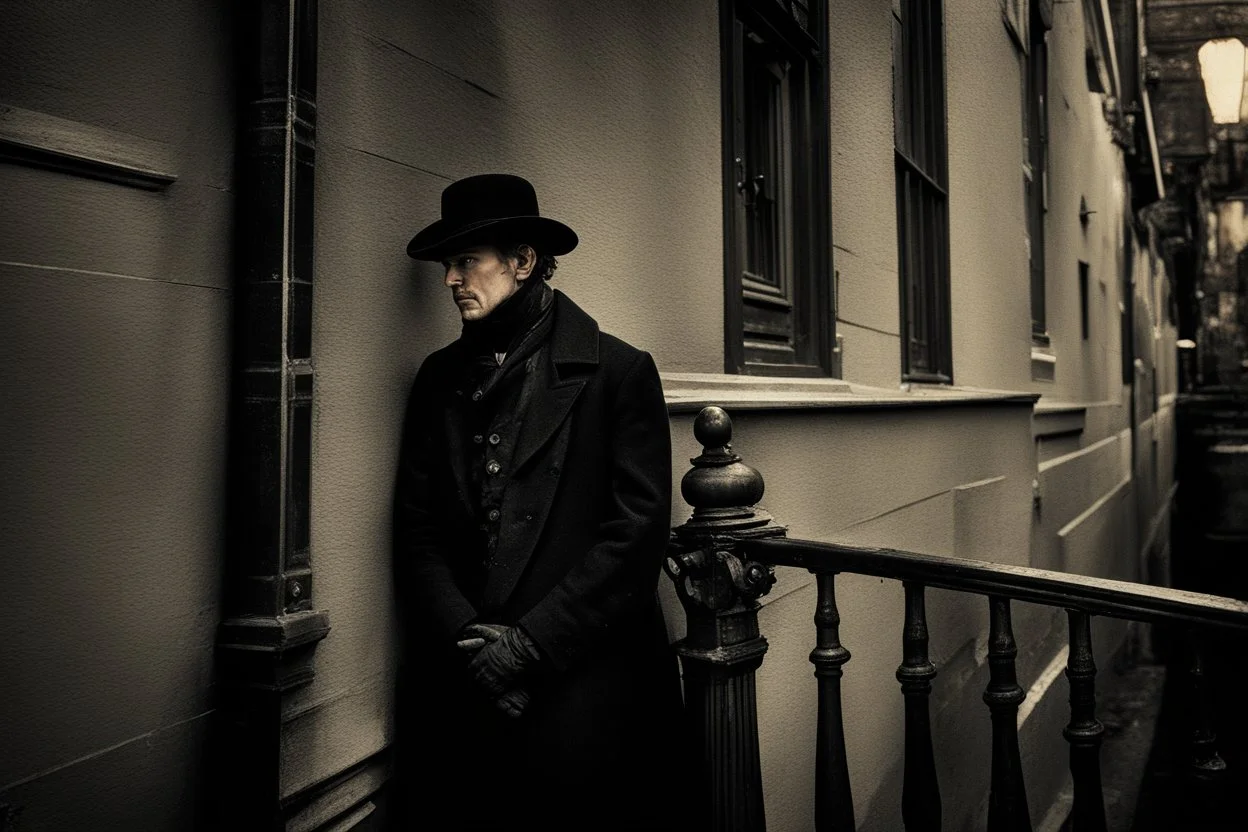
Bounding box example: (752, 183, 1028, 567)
(212, 1, 329, 828)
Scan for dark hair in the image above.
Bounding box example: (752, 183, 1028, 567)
(497, 242, 558, 281)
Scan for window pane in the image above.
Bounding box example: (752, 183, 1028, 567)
(895, 0, 950, 380)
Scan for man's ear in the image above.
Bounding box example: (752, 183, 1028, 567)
(512, 244, 537, 281)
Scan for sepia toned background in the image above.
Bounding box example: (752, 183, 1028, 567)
(5, 1, 1240, 830)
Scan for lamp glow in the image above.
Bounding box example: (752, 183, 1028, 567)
(1198, 38, 1247, 124)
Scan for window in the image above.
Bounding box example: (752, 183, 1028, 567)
(1023, 6, 1050, 344)
(1079, 261, 1090, 340)
(721, 0, 833, 375)
(1082, 0, 1114, 95)
(894, 0, 951, 381)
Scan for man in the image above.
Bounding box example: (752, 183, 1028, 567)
(391, 174, 689, 830)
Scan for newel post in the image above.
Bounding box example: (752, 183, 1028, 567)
(667, 407, 786, 832)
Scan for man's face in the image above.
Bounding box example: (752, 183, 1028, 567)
(441, 246, 525, 321)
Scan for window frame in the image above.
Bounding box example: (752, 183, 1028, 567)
(894, 0, 953, 383)
(1024, 12, 1050, 346)
(720, 0, 835, 377)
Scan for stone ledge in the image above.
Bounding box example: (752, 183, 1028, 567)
(662, 372, 1039, 413)
(0, 103, 177, 190)
(1031, 346, 1057, 382)
(1033, 401, 1088, 440)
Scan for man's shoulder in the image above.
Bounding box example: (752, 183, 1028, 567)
(410, 341, 463, 389)
(551, 291, 650, 364)
(596, 330, 649, 369)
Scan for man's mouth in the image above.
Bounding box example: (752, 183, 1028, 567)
(454, 295, 474, 304)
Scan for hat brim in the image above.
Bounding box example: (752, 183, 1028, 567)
(406, 215, 579, 261)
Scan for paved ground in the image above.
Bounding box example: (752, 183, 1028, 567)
(1039, 621, 1247, 832)
(1098, 659, 1167, 831)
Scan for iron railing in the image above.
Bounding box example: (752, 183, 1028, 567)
(667, 406, 1248, 831)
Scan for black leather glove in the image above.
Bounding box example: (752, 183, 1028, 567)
(467, 625, 542, 699)
(493, 687, 531, 719)
(456, 623, 539, 718)
(455, 622, 509, 653)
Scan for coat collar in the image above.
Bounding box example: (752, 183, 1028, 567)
(546, 289, 599, 370)
(439, 289, 601, 514)
(508, 290, 597, 475)
(441, 288, 598, 373)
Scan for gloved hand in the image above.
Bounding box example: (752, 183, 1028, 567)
(455, 623, 539, 718)
(467, 625, 542, 699)
(455, 622, 510, 653)
(493, 687, 531, 719)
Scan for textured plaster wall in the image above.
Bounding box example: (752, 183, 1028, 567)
(827, 0, 903, 387)
(0, 2, 234, 829)
(944, 0, 1035, 391)
(1039, 1, 1132, 408)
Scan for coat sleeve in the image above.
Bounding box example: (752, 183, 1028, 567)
(392, 366, 479, 645)
(518, 350, 672, 672)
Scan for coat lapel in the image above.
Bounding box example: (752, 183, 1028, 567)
(482, 291, 600, 609)
(510, 291, 599, 476)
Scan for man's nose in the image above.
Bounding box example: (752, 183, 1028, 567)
(444, 268, 460, 288)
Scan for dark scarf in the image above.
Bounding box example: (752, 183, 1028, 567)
(459, 278, 555, 402)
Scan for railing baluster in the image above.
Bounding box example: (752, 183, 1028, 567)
(983, 596, 1031, 832)
(896, 581, 940, 830)
(1184, 629, 1227, 824)
(1062, 610, 1107, 831)
(811, 570, 855, 831)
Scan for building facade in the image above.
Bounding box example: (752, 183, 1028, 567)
(0, 1, 1177, 830)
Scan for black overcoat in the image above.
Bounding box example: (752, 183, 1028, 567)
(391, 291, 690, 831)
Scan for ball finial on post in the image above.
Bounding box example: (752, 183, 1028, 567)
(676, 407, 775, 538)
(693, 405, 733, 452)
(664, 406, 785, 831)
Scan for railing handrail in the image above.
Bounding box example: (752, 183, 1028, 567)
(748, 537, 1248, 631)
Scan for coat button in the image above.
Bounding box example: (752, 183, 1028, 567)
(488, 433, 501, 445)
(471, 390, 483, 402)
(524, 513, 534, 522)
(488, 509, 501, 521)
(486, 460, 501, 475)
(473, 434, 483, 444)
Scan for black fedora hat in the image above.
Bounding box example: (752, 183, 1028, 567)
(406, 173, 579, 261)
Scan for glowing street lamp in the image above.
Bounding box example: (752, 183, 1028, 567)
(1198, 38, 1247, 124)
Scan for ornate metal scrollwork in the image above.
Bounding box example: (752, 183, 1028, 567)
(668, 405, 783, 613)
(665, 547, 776, 611)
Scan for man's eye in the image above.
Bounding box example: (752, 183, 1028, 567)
(461, 258, 476, 267)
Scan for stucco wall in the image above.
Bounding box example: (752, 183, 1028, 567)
(944, 0, 1036, 391)
(827, 0, 904, 387)
(0, 2, 234, 829)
